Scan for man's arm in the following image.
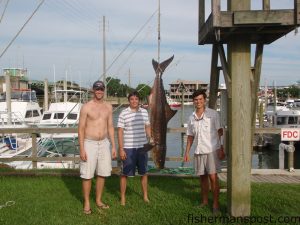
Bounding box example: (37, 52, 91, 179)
(144, 110, 153, 143)
(107, 104, 117, 159)
(118, 127, 126, 160)
(184, 135, 194, 162)
(145, 124, 154, 144)
(217, 127, 225, 160)
(78, 105, 87, 161)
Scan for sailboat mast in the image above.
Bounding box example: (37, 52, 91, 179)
(157, 0, 161, 63)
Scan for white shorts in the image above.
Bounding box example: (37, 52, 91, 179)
(80, 138, 112, 179)
(194, 151, 221, 176)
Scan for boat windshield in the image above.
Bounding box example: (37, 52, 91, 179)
(0, 90, 37, 102)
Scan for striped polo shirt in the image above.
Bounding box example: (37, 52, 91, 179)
(117, 107, 150, 148)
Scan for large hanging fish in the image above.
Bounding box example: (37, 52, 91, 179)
(148, 55, 176, 169)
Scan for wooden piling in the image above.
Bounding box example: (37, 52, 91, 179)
(227, 0, 252, 217)
(208, 44, 219, 109)
(63, 80, 67, 102)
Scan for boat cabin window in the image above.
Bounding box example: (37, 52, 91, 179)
(0, 94, 5, 101)
(288, 117, 298, 125)
(1, 91, 38, 101)
(54, 113, 64, 119)
(276, 117, 286, 125)
(25, 110, 40, 118)
(67, 113, 77, 120)
(21, 92, 37, 101)
(42, 113, 51, 120)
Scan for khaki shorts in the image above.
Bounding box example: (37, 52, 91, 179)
(80, 138, 112, 179)
(194, 151, 221, 176)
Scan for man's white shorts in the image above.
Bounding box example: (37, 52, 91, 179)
(194, 151, 221, 176)
(80, 138, 112, 179)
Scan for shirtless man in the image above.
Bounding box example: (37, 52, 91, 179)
(78, 80, 116, 214)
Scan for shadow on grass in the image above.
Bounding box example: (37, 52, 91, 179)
(61, 174, 122, 207)
(149, 176, 201, 204)
(60, 175, 82, 204)
(104, 174, 154, 205)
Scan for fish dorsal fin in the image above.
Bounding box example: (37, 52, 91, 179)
(165, 103, 177, 123)
(152, 55, 174, 76)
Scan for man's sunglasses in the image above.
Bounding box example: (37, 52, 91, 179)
(94, 87, 105, 91)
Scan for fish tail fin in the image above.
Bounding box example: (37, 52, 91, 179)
(165, 104, 177, 123)
(152, 55, 174, 76)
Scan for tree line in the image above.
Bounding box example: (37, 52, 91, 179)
(105, 77, 151, 102)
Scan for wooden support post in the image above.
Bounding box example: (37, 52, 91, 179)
(199, 0, 205, 29)
(209, 44, 219, 109)
(295, 0, 300, 24)
(64, 80, 67, 102)
(212, 0, 221, 27)
(31, 133, 37, 169)
(263, 0, 270, 10)
(216, 44, 232, 98)
(227, 0, 251, 217)
(251, 44, 264, 134)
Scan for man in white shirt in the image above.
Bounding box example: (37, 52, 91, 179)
(184, 89, 224, 215)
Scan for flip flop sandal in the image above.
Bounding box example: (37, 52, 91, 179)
(97, 204, 110, 209)
(83, 209, 92, 215)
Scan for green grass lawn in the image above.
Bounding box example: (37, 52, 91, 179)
(0, 174, 299, 225)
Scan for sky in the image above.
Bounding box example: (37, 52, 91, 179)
(0, 0, 299, 90)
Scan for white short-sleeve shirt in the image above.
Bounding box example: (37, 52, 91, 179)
(186, 107, 221, 154)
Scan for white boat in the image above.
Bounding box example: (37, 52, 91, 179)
(266, 109, 300, 128)
(0, 89, 42, 127)
(38, 90, 84, 138)
(183, 101, 193, 106)
(0, 137, 32, 158)
(266, 102, 289, 112)
(166, 95, 181, 109)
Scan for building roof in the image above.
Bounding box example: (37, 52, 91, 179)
(169, 79, 208, 85)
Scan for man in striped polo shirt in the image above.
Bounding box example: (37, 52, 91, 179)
(117, 91, 152, 206)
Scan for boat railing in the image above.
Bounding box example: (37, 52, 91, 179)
(0, 111, 27, 126)
(0, 127, 282, 169)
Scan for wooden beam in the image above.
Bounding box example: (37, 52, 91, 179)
(212, 0, 221, 27)
(198, 0, 205, 31)
(263, 0, 270, 10)
(208, 44, 219, 109)
(296, 0, 300, 24)
(234, 10, 294, 25)
(227, 0, 251, 217)
(251, 44, 264, 124)
(251, 44, 264, 142)
(0, 156, 185, 163)
(227, 36, 252, 217)
(31, 133, 37, 169)
(198, 14, 213, 45)
(216, 43, 232, 98)
(0, 127, 77, 134)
